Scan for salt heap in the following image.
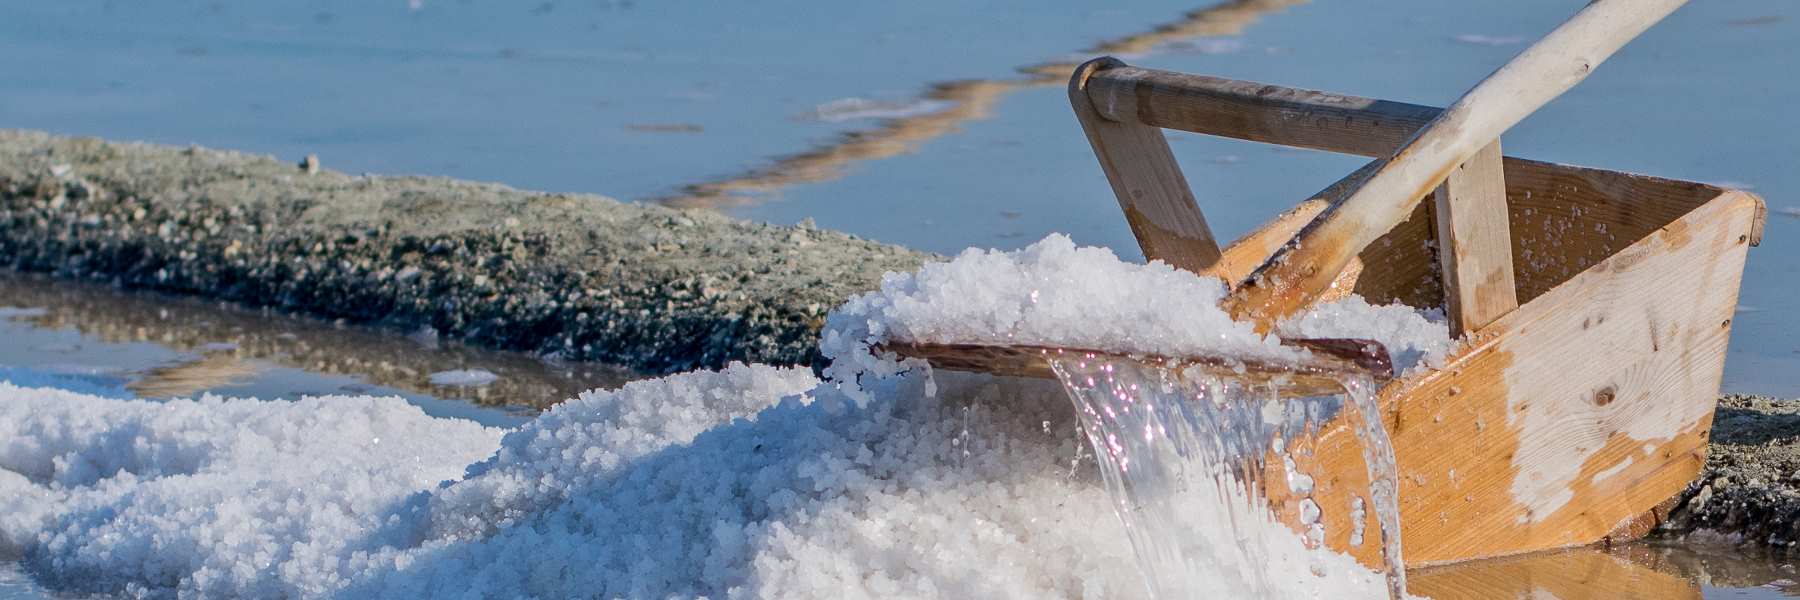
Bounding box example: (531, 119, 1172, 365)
(0, 235, 1452, 599)
(823, 234, 1451, 383)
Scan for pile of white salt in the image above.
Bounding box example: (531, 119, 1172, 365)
(0, 234, 1452, 599)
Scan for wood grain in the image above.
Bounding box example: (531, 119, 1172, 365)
(1069, 58, 1221, 273)
(1212, 158, 1753, 323)
(1432, 140, 1518, 335)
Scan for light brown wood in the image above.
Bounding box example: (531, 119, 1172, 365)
(1209, 159, 1381, 288)
(1069, 58, 1222, 273)
(1432, 140, 1518, 335)
(1407, 547, 1701, 599)
(1205, 157, 1756, 328)
(894, 174, 1762, 565)
(1045, 14, 1770, 566)
(1320, 158, 1754, 312)
(1287, 190, 1760, 566)
(1224, 0, 1690, 331)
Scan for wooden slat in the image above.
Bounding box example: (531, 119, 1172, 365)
(1069, 58, 1221, 273)
(1082, 65, 1522, 334)
(877, 337, 1394, 397)
(1432, 140, 1518, 335)
(1085, 65, 1439, 157)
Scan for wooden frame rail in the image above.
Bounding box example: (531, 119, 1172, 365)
(1071, 58, 1517, 335)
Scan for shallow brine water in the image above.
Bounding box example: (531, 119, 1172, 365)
(3, 0, 1791, 397)
(0, 269, 640, 428)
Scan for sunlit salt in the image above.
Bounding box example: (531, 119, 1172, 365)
(1049, 356, 1406, 599)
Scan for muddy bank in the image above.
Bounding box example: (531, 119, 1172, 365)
(1660, 394, 1800, 548)
(0, 130, 932, 373)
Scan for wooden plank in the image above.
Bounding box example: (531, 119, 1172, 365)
(1223, 0, 1691, 331)
(1432, 140, 1518, 335)
(1069, 58, 1222, 273)
(1283, 190, 1760, 565)
(877, 338, 1394, 397)
(1084, 65, 1439, 157)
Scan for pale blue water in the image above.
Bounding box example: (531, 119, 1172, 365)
(0, 0, 1202, 198)
(3, 0, 1792, 396)
(723, 0, 1800, 397)
(2, 1, 1799, 596)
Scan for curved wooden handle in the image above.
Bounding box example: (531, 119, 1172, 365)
(1224, 0, 1688, 331)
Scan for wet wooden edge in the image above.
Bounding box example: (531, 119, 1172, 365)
(875, 337, 1392, 396)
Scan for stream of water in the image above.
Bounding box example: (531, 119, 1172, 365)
(1051, 354, 1402, 598)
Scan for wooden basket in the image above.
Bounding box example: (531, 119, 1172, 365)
(1063, 58, 1768, 565)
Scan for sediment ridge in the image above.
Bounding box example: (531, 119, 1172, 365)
(0, 130, 931, 373)
(1660, 394, 1800, 549)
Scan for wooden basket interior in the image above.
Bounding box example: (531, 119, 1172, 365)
(1334, 157, 1731, 314)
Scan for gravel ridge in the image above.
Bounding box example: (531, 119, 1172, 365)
(1660, 394, 1800, 549)
(0, 130, 933, 373)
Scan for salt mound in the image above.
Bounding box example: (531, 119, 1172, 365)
(0, 235, 1437, 598)
(0, 384, 503, 596)
(1277, 296, 1454, 375)
(2, 367, 1176, 598)
(823, 234, 1451, 386)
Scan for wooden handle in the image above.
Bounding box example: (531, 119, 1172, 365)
(1223, 0, 1688, 330)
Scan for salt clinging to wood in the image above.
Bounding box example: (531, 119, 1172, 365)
(823, 234, 1452, 389)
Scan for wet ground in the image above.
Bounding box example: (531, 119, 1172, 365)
(0, 269, 641, 427)
(1406, 543, 1800, 599)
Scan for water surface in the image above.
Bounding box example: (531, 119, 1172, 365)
(2, 0, 1790, 395)
(0, 269, 639, 427)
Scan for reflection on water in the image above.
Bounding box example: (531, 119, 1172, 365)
(0, 269, 639, 411)
(720, 0, 1799, 398)
(1411, 543, 1800, 599)
(658, 0, 1307, 209)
